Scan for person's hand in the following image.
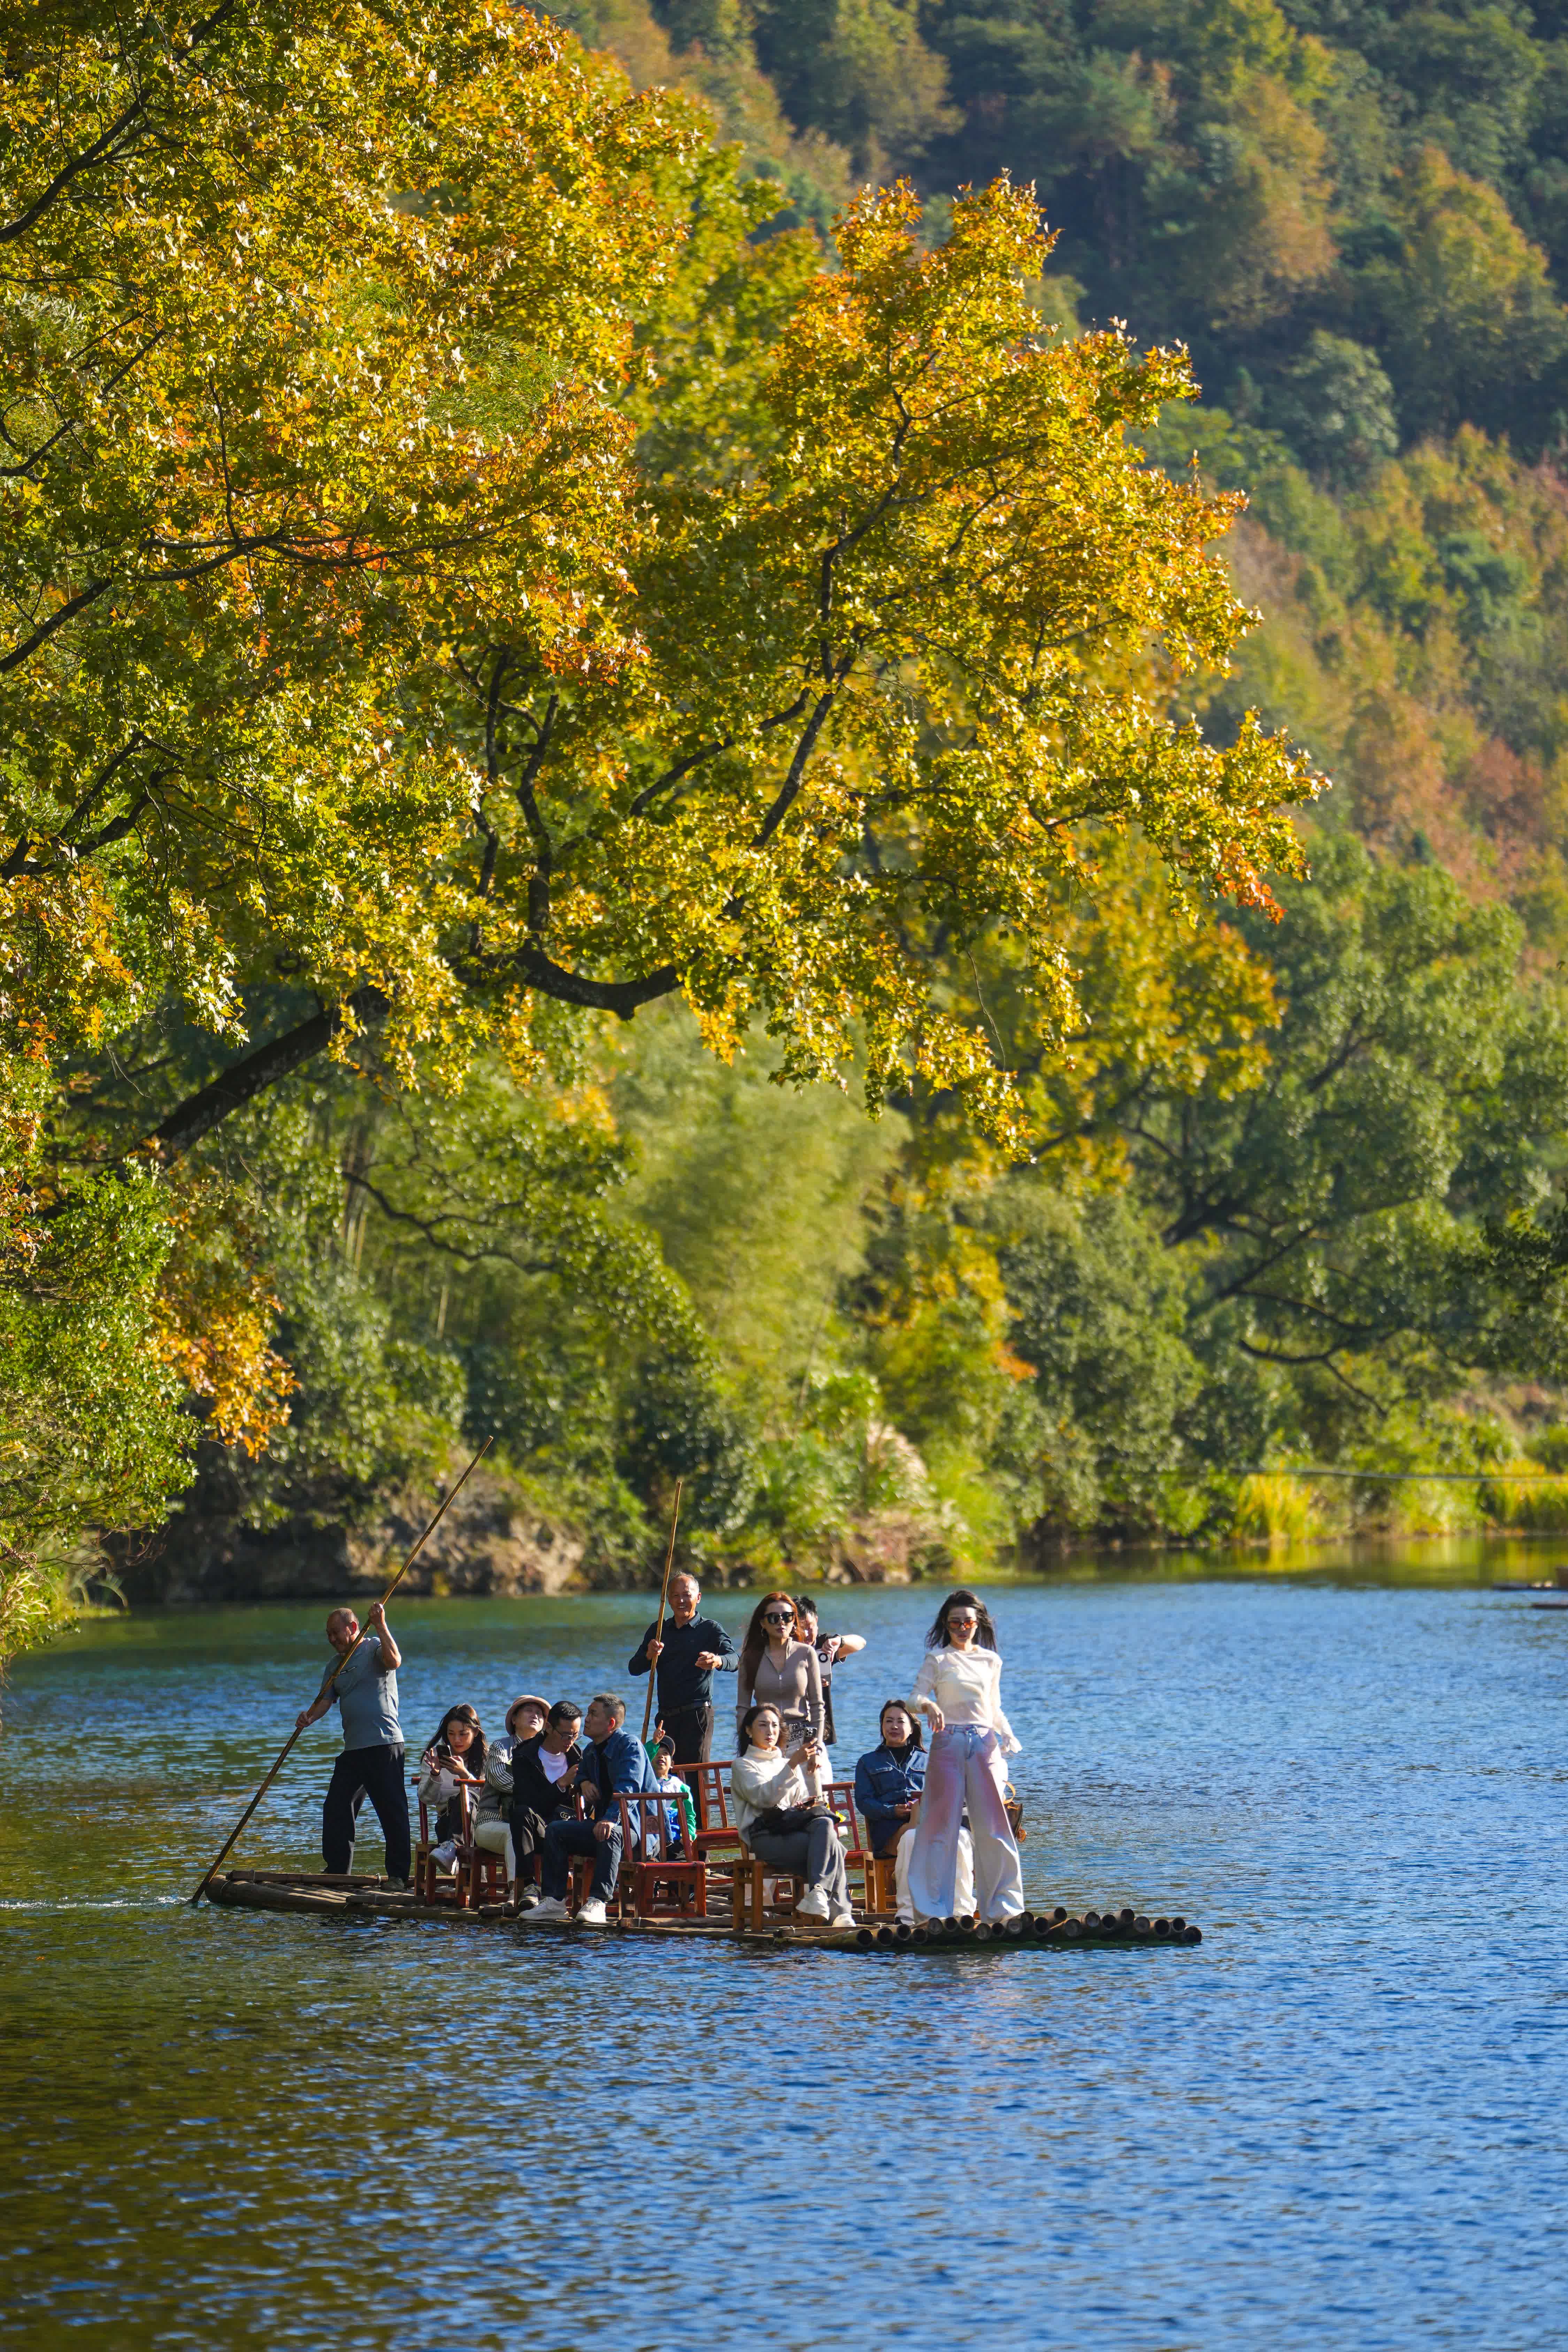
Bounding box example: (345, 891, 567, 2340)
(594, 1818, 616, 1843)
(924, 1705, 945, 1734)
(563, 1762, 579, 1785)
(823, 1635, 842, 1662)
(295, 1709, 313, 1732)
(645, 1637, 664, 1664)
(897, 1800, 916, 1819)
(367, 1602, 386, 1632)
(694, 1649, 723, 1670)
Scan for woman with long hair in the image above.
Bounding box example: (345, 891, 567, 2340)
(904, 1588, 1023, 1923)
(729, 1702, 853, 1928)
(735, 1592, 824, 1756)
(417, 1703, 488, 1876)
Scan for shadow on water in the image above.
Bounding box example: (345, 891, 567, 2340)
(4, 1550, 1568, 2348)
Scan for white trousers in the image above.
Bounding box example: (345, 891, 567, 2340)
(896, 1823, 974, 1923)
(473, 1818, 515, 1884)
(905, 1725, 1024, 1922)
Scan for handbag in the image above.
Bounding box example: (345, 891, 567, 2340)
(1002, 1781, 1026, 1842)
(750, 1801, 824, 1838)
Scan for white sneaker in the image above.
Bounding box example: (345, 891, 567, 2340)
(795, 1886, 831, 1922)
(573, 1898, 609, 1927)
(829, 1908, 855, 1931)
(522, 1894, 570, 1923)
(430, 1839, 459, 1873)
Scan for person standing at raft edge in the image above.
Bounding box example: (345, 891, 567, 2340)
(905, 1589, 1023, 1925)
(793, 1595, 865, 1748)
(628, 1572, 737, 1768)
(294, 1602, 411, 1889)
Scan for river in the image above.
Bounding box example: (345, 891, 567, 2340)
(3, 1544, 1566, 2348)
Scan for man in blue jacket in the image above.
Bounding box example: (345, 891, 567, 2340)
(525, 1692, 658, 1927)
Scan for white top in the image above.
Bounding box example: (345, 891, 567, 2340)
(728, 1745, 826, 1840)
(910, 1646, 1020, 1754)
(539, 1746, 570, 1785)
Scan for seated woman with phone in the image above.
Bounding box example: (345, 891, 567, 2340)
(729, 1702, 854, 1929)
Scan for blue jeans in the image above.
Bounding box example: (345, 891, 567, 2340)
(542, 1815, 622, 1901)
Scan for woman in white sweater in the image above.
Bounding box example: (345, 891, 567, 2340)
(730, 1702, 853, 1928)
(905, 1588, 1023, 1924)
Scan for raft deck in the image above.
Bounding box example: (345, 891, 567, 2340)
(206, 1871, 1203, 1950)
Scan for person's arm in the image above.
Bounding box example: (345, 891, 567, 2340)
(698, 1620, 738, 1673)
(368, 1602, 400, 1672)
(628, 1622, 658, 1676)
(990, 1659, 1021, 1755)
(486, 1743, 514, 1794)
(802, 1646, 824, 1745)
(833, 1633, 866, 1658)
(735, 1663, 753, 1746)
(910, 1651, 944, 1733)
(295, 1686, 335, 1732)
(607, 1731, 659, 1799)
(854, 1753, 893, 1844)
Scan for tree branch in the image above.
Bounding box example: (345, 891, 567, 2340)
(0, 579, 113, 674)
(513, 944, 679, 1020)
(150, 984, 389, 1160)
(1, 1, 239, 246)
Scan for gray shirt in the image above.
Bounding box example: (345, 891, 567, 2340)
(319, 1637, 402, 1750)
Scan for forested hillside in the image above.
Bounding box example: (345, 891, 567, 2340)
(8, 1, 1568, 1653)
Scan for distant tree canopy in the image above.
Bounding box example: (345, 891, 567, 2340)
(611, 0, 1568, 461)
(0, 0, 1308, 1604)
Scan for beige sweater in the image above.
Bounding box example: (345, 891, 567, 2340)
(736, 1640, 824, 1749)
(729, 1746, 824, 1840)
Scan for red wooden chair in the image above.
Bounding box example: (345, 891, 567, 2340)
(616, 1793, 707, 1922)
(690, 1763, 741, 1858)
(466, 1829, 508, 1910)
(413, 1775, 478, 1907)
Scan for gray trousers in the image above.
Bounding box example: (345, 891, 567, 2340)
(751, 1816, 850, 1911)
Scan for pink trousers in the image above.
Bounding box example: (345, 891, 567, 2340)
(905, 1724, 1024, 1922)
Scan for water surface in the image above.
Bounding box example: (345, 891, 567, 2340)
(4, 1555, 1567, 2348)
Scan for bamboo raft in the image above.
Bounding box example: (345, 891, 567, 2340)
(206, 1871, 1202, 1950)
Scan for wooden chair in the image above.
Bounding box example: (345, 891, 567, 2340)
(413, 1776, 476, 1908)
(730, 1834, 806, 1931)
(690, 1763, 741, 1858)
(466, 1831, 508, 1910)
(825, 1780, 888, 1918)
(616, 1793, 707, 1922)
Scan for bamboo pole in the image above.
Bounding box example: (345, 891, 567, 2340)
(639, 1478, 684, 1746)
(189, 1437, 492, 1905)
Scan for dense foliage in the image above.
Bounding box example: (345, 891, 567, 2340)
(9, 0, 1568, 1657)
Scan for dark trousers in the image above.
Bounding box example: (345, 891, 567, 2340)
(323, 1743, 410, 1880)
(658, 1702, 713, 1769)
(542, 1815, 622, 1902)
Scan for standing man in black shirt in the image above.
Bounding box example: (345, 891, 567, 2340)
(628, 1572, 737, 1768)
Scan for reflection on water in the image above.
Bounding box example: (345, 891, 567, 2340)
(4, 1552, 1568, 2348)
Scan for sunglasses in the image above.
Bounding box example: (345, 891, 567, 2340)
(762, 1610, 794, 1625)
(947, 1614, 978, 1627)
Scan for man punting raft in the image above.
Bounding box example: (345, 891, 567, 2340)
(200, 1564, 1202, 1947)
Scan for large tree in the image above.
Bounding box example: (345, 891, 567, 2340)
(0, 0, 1309, 1632)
